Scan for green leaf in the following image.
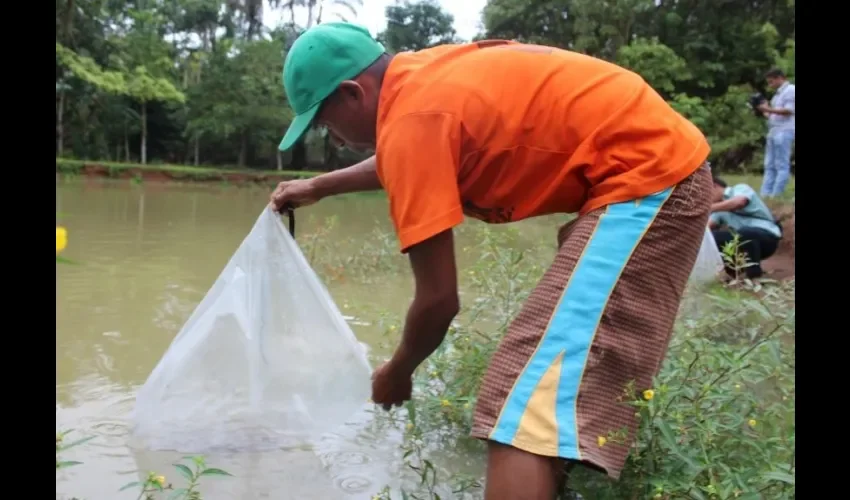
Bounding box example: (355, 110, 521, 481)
(199, 468, 232, 477)
(689, 489, 707, 500)
(173, 463, 194, 481)
(56, 255, 80, 265)
(119, 481, 142, 491)
(657, 419, 701, 471)
(57, 460, 83, 469)
(762, 470, 795, 485)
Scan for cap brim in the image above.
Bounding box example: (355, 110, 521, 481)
(279, 102, 321, 151)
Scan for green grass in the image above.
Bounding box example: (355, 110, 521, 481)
(56, 158, 795, 205)
(723, 173, 796, 202)
(56, 158, 322, 179)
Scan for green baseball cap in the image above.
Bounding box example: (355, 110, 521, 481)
(279, 22, 386, 151)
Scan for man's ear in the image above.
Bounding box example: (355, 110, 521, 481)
(337, 80, 365, 102)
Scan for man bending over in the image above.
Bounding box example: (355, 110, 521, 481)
(270, 22, 712, 500)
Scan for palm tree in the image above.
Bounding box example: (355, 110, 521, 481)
(314, 0, 363, 26)
(281, 0, 363, 29)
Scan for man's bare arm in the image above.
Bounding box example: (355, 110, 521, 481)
(711, 195, 748, 213)
(389, 229, 460, 376)
(312, 155, 382, 198)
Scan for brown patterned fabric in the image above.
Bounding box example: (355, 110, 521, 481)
(471, 162, 712, 479)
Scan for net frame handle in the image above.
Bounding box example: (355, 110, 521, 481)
(284, 207, 295, 238)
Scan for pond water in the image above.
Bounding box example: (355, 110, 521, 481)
(55, 178, 570, 500)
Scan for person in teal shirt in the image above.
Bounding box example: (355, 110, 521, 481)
(709, 176, 783, 278)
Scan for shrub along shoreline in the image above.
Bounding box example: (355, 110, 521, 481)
(57, 158, 794, 202)
(56, 158, 321, 185)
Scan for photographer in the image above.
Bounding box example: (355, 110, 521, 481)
(757, 68, 795, 198)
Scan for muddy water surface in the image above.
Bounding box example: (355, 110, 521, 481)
(55, 178, 566, 500)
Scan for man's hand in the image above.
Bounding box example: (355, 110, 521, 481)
(269, 178, 321, 212)
(371, 360, 413, 411)
(268, 156, 382, 212)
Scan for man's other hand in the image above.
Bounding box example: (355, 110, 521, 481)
(371, 360, 413, 411)
(269, 178, 320, 212)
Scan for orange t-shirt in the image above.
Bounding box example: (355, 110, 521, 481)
(375, 41, 710, 253)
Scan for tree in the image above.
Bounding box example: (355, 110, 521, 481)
(55, 0, 795, 173)
(480, 0, 795, 171)
(109, 8, 186, 164)
(378, 0, 459, 53)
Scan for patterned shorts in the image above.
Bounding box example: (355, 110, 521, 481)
(470, 162, 713, 479)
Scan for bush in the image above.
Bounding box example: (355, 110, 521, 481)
(360, 227, 795, 500)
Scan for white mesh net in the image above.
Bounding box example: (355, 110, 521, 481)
(132, 207, 372, 453)
(689, 227, 725, 284)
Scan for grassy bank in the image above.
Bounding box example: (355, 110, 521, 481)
(56, 158, 322, 184)
(57, 158, 794, 199)
(309, 223, 796, 499)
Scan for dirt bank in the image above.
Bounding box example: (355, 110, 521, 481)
(56, 160, 319, 186)
(762, 204, 795, 280)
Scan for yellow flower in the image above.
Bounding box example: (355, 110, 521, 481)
(406, 422, 414, 431)
(735, 384, 741, 390)
(748, 419, 757, 428)
(153, 475, 166, 486)
(597, 436, 607, 447)
(463, 403, 470, 409)
(430, 371, 438, 377)
(56, 227, 68, 253)
(440, 399, 451, 407)
(642, 389, 654, 401)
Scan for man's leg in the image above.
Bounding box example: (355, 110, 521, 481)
(771, 130, 794, 197)
(471, 164, 713, 499)
(734, 227, 781, 278)
(713, 227, 780, 278)
(760, 135, 777, 198)
(484, 442, 560, 500)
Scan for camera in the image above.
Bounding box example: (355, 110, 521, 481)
(748, 93, 767, 117)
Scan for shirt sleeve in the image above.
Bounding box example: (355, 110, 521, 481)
(376, 112, 465, 253)
(782, 86, 795, 114)
(709, 212, 724, 225)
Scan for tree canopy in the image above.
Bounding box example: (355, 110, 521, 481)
(56, 0, 795, 172)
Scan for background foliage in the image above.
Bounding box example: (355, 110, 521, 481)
(56, 0, 794, 173)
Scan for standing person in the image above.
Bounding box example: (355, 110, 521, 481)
(709, 177, 782, 279)
(270, 23, 713, 499)
(758, 68, 796, 198)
